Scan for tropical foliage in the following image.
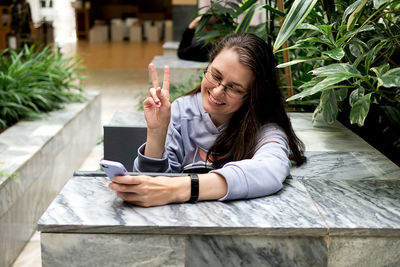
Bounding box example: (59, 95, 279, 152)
(195, 0, 285, 43)
(194, 0, 400, 164)
(275, 0, 400, 127)
(0, 45, 85, 130)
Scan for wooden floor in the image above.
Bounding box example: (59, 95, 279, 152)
(63, 40, 164, 70)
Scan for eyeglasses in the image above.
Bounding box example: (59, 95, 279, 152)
(203, 70, 247, 99)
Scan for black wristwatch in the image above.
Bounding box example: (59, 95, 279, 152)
(188, 173, 199, 203)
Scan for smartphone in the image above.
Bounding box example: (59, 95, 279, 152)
(99, 160, 128, 180)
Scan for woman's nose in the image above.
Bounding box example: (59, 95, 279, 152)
(212, 84, 226, 96)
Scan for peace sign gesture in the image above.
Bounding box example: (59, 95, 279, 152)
(143, 63, 171, 131)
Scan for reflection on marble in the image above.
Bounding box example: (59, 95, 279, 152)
(296, 130, 375, 152)
(328, 236, 400, 267)
(302, 179, 400, 235)
(38, 176, 327, 236)
(186, 235, 328, 267)
(289, 112, 346, 132)
(287, 113, 375, 152)
(291, 151, 400, 179)
(41, 233, 185, 267)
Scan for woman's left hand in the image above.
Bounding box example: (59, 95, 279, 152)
(108, 175, 190, 207)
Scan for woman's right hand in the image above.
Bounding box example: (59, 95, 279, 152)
(143, 64, 171, 158)
(143, 63, 171, 131)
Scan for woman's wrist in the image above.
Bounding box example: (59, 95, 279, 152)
(172, 176, 191, 203)
(173, 173, 228, 203)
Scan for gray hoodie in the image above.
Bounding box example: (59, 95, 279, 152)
(134, 93, 291, 201)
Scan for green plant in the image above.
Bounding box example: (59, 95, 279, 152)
(0, 45, 85, 129)
(274, 0, 400, 127)
(170, 72, 204, 102)
(136, 72, 203, 111)
(195, 0, 286, 44)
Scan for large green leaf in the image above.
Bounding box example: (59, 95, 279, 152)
(347, 0, 368, 31)
(320, 89, 339, 124)
(273, 0, 319, 51)
(297, 23, 325, 34)
(225, 2, 241, 14)
(349, 87, 365, 107)
(310, 63, 362, 77)
(235, 3, 259, 33)
(297, 36, 333, 47)
(371, 64, 390, 78)
(350, 93, 372, 126)
(335, 87, 348, 101)
(365, 40, 387, 71)
(276, 57, 322, 68)
(378, 68, 400, 88)
(342, 0, 363, 24)
(287, 76, 349, 101)
(262, 4, 286, 17)
(336, 25, 375, 46)
(322, 47, 345, 60)
(240, 0, 258, 11)
(373, 0, 390, 8)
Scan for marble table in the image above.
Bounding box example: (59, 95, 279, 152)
(38, 113, 400, 267)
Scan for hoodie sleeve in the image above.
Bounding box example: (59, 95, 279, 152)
(211, 125, 291, 201)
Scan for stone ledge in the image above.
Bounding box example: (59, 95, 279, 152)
(163, 41, 180, 56)
(0, 91, 102, 267)
(37, 109, 400, 266)
(150, 55, 208, 84)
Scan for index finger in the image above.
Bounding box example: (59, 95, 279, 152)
(148, 63, 159, 89)
(162, 65, 170, 92)
(112, 175, 141, 185)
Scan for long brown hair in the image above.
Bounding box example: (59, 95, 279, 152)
(186, 33, 306, 168)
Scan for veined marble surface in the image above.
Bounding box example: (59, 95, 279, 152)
(38, 176, 327, 236)
(186, 235, 328, 267)
(303, 179, 400, 236)
(328, 236, 400, 266)
(290, 151, 400, 179)
(41, 233, 186, 267)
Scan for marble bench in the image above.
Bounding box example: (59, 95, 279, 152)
(163, 41, 180, 56)
(38, 112, 400, 266)
(0, 91, 101, 267)
(150, 55, 208, 84)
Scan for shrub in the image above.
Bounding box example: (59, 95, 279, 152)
(0, 45, 85, 130)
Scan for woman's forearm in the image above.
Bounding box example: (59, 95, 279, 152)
(174, 173, 228, 202)
(144, 128, 168, 158)
(198, 173, 228, 200)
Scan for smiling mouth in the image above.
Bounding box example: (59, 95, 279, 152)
(208, 92, 225, 105)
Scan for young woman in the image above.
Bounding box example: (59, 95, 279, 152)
(109, 33, 306, 207)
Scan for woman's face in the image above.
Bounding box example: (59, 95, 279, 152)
(201, 48, 254, 127)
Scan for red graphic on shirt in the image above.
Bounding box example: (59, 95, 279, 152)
(197, 147, 214, 163)
(199, 149, 207, 161)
